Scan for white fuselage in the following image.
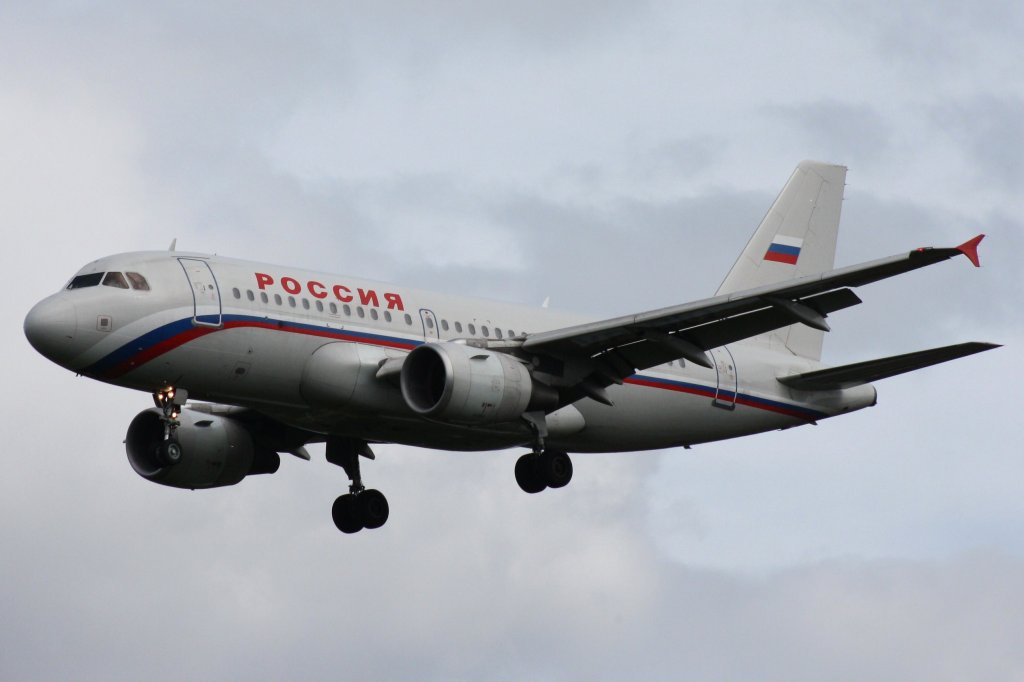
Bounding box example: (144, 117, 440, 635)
(25, 250, 877, 453)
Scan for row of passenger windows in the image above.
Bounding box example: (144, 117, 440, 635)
(430, 316, 514, 339)
(231, 287, 518, 339)
(67, 271, 150, 291)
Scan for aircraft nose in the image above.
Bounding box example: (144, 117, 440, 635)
(24, 297, 78, 364)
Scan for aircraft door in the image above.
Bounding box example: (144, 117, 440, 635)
(711, 346, 738, 409)
(419, 309, 439, 340)
(178, 258, 222, 327)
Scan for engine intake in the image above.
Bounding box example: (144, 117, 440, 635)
(400, 342, 555, 424)
(125, 408, 280, 489)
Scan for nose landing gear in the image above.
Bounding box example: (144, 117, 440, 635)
(327, 437, 389, 534)
(152, 387, 188, 466)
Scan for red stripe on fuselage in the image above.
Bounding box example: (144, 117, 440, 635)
(624, 376, 818, 421)
(100, 317, 417, 379)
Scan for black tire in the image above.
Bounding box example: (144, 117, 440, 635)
(156, 440, 182, 467)
(332, 494, 363, 534)
(515, 454, 547, 494)
(358, 489, 390, 530)
(540, 450, 573, 489)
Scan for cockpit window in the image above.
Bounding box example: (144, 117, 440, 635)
(67, 273, 103, 289)
(125, 272, 150, 291)
(102, 271, 130, 289)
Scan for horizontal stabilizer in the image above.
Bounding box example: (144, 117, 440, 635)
(778, 342, 1000, 391)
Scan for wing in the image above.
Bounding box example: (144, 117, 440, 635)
(520, 235, 986, 399)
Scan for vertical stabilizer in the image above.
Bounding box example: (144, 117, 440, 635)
(715, 161, 847, 360)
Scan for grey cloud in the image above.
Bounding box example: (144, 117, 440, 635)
(933, 97, 1024, 191)
(769, 101, 891, 171)
(811, 0, 1024, 73)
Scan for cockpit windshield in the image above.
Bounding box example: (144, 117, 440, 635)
(102, 272, 129, 289)
(67, 273, 103, 289)
(125, 272, 150, 290)
(66, 271, 150, 291)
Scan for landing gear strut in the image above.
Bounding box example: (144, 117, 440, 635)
(327, 437, 389, 534)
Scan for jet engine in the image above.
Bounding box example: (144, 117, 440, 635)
(125, 408, 280, 489)
(400, 342, 556, 424)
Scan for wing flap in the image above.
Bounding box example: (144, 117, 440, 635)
(605, 288, 861, 376)
(777, 342, 1000, 391)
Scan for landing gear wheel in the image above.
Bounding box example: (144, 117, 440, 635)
(358, 489, 390, 530)
(332, 494, 363, 534)
(540, 450, 573, 489)
(156, 440, 182, 467)
(515, 454, 547, 494)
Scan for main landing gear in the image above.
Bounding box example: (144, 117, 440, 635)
(327, 437, 389, 534)
(515, 450, 573, 493)
(516, 410, 573, 493)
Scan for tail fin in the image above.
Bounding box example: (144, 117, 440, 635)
(716, 160, 847, 360)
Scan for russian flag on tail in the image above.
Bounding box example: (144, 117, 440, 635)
(764, 235, 803, 265)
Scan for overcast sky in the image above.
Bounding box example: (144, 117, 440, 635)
(3, 2, 1023, 680)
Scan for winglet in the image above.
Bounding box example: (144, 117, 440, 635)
(956, 234, 984, 267)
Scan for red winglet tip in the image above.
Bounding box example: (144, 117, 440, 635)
(956, 233, 985, 267)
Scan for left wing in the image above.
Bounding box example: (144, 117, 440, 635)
(520, 235, 985, 395)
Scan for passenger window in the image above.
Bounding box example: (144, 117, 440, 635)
(302, 298, 310, 310)
(102, 272, 129, 289)
(316, 300, 324, 312)
(404, 314, 413, 325)
(426, 317, 434, 329)
(288, 296, 296, 307)
(329, 302, 338, 314)
(508, 329, 515, 337)
(455, 321, 463, 333)
(384, 311, 392, 322)
(343, 304, 352, 316)
(468, 324, 476, 335)
(67, 273, 103, 289)
(247, 290, 255, 301)
(370, 309, 379, 320)
(125, 272, 150, 291)
(495, 328, 503, 339)
(441, 320, 449, 332)
(482, 326, 490, 337)
(232, 288, 241, 299)
(261, 292, 269, 304)
(357, 307, 365, 318)
(274, 294, 282, 305)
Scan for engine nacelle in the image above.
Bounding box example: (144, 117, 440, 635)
(125, 408, 280, 489)
(400, 342, 555, 424)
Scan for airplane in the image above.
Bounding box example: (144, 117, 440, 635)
(23, 161, 998, 534)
